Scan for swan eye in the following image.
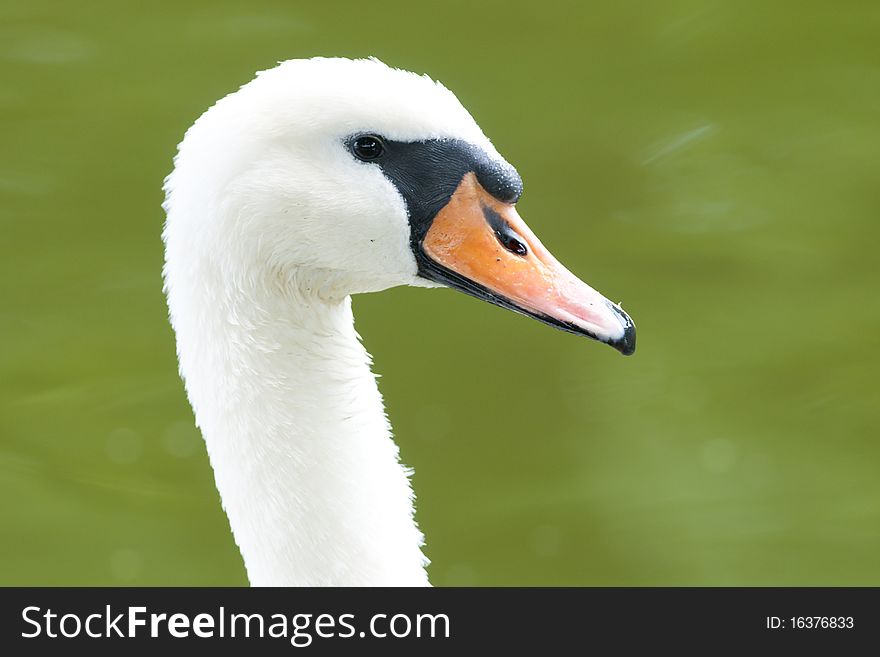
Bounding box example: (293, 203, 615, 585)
(351, 135, 385, 161)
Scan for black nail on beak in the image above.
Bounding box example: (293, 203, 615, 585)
(607, 301, 636, 356)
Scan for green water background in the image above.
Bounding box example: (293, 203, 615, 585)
(1, 0, 878, 585)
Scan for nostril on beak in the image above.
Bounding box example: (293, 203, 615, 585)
(482, 204, 529, 257)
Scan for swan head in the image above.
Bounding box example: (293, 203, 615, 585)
(165, 57, 635, 354)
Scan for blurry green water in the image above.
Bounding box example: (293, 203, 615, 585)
(1, 0, 878, 585)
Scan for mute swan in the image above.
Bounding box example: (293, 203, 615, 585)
(163, 57, 635, 586)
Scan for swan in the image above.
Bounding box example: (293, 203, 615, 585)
(162, 57, 635, 586)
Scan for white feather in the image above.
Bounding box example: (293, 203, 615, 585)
(163, 57, 509, 586)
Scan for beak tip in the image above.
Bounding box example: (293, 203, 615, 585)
(615, 326, 637, 356)
(607, 302, 636, 356)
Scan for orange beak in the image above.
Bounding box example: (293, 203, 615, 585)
(418, 172, 635, 355)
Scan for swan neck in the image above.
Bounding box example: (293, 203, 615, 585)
(169, 273, 428, 586)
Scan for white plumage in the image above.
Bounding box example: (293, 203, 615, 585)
(163, 57, 633, 586)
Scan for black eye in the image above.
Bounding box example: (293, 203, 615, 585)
(351, 135, 385, 161)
